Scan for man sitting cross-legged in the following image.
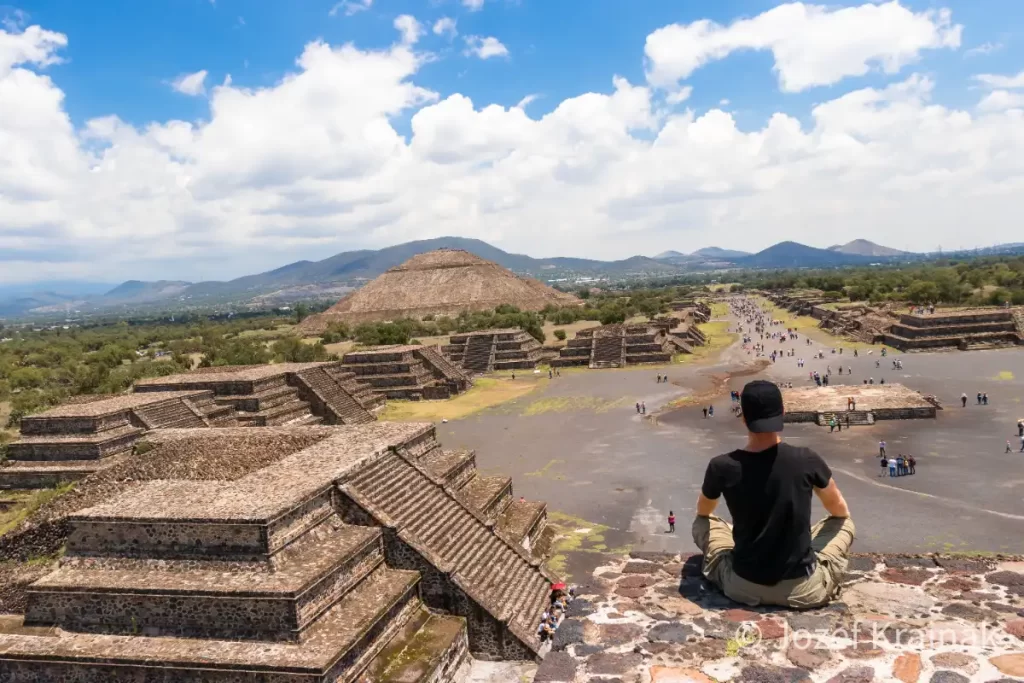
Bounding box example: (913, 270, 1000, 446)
(692, 380, 855, 609)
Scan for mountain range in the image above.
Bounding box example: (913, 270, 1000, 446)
(3, 237, 1022, 319)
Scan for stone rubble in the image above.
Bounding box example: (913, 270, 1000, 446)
(529, 552, 1024, 683)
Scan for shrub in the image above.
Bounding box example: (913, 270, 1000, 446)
(553, 329, 567, 341)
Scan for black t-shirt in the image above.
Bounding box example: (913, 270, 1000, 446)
(701, 443, 832, 586)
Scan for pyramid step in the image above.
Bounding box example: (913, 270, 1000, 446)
(361, 612, 469, 683)
(5, 426, 143, 463)
(419, 449, 477, 490)
(457, 474, 512, 522)
(67, 484, 336, 559)
(2, 567, 422, 681)
(0, 457, 125, 490)
(496, 499, 546, 547)
(26, 524, 383, 640)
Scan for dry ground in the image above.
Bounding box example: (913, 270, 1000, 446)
(542, 320, 600, 348)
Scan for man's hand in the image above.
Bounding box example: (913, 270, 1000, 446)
(814, 478, 850, 518)
(696, 493, 719, 517)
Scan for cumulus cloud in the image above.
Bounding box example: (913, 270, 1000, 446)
(329, 0, 372, 17)
(462, 0, 485, 11)
(171, 69, 208, 96)
(973, 70, 1024, 89)
(433, 17, 457, 40)
(393, 15, 423, 46)
(3, 14, 1024, 285)
(464, 35, 508, 60)
(644, 1, 961, 93)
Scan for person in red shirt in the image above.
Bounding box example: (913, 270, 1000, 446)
(668, 511, 676, 533)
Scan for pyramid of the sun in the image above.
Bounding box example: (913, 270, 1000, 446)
(298, 248, 580, 333)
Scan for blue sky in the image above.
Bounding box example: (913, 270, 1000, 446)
(3, 1, 1024, 284)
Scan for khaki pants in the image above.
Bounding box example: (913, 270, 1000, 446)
(691, 515, 855, 609)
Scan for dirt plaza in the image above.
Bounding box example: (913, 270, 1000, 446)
(438, 310, 1024, 577)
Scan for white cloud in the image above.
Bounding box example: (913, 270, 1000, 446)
(973, 70, 1024, 89)
(462, 0, 485, 11)
(978, 90, 1024, 112)
(644, 1, 961, 93)
(329, 0, 372, 17)
(515, 93, 538, 109)
(464, 35, 508, 60)
(171, 69, 208, 96)
(394, 15, 423, 46)
(965, 42, 1003, 58)
(4, 19, 1024, 286)
(433, 17, 457, 40)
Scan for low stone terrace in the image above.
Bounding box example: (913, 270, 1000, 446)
(444, 329, 544, 374)
(0, 391, 225, 490)
(341, 346, 471, 401)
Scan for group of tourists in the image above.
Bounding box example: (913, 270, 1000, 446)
(635, 401, 647, 415)
(881, 454, 917, 476)
(655, 374, 669, 383)
(960, 392, 991, 407)
(536, 583, 577, 642)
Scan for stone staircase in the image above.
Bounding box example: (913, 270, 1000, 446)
(0, 424, 472, 682)
(324, 366, 387, 413)
(294, 366, 376, 425)
(817, 410, 875, 427)
(337, 430, 554, 660)
(132, 397, 207, 429)
(590, 335, 624, 369)
(416, 345, 472, 386)
(461, 334, 495, 374)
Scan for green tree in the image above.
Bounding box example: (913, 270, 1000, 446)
(294, 304, 310, 323)
(553, 329, 567, 341)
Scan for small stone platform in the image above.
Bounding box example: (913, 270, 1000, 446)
(532, 552, 1024, 683)
(551, 324, 689, 369)
(884, 309, 1024, 352)
(444, 329, 544, 374)
(341, 346, 471, 400)
(783, 384, 938, 425)
(0, 391, 225, 490)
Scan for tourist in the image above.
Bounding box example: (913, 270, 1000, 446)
(961, 392, 968, 408)
(702, 407, 708, 419)
(896, 455, 905, 476)
(692, 380, 854, 608)
(907, 455, 916, 474)
(1018, 420, 1023, 437)
(983, 393, 988, 405)
(977, 392, 983, 405)
(708, 405, 714, 417)
(657, 374, 662, 383)
(1007, 440, 1013, 454)
(880, 378, 885, 385)
(668, 510, 676, 533)
(636, 402, 641, 414)
(880, 455, 888, 477)
(829, 416, 837, 433)
(879, 440, 886, 458)
(889, 458, 897, 477)
(641, 402, 646, 415)
(1020, 435, 1024, 453)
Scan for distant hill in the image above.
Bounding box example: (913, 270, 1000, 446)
(692, 247, 751, 259)
(104, 280, 192, 303)
(828, 239, 906, 257)
(736, 241, 876, 268)
(653, 250, 688, 260)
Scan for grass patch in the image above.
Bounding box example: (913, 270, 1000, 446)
(994, 371, 1015, 381)
(0, 401, 10, 428)
(543, 511, 629, 577)
(0, 482, 76, 538)
(521, 395, 630, 416)
(708, 301, 730, 318)
(541, 320, 599, 348)
(675, 320, 739, 365)
(754, 297, 899, 353)
(378, 377, 543, 422)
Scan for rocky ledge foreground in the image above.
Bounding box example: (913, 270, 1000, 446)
(531, 553, 1024, 683)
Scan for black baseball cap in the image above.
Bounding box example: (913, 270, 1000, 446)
(740, 380, 785, 433)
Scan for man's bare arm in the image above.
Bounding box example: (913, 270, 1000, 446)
(696, 493, 719, 517)
(814, 478, 850, 518)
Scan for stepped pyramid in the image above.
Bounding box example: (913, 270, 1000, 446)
(1, 362, 382, 491)
(0, 424, 556, 680)
(297, 249, 580, 333)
